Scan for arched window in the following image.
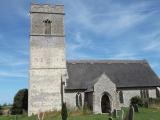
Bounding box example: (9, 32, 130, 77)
(156, 87, 160, 98)
(119, 91, 124, 103)
(43, 19, 52, 35)
(140, 89, 149, 98)
(76, 92, 82, 108)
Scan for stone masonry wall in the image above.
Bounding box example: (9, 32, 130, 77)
(64, 92, 84, 110)
(29, 4, 66, 116)
(120, 89, 157, 107)
(93, 73, 120, 114)
(149, 89, 157, 98)
(120, 90, 140, 107)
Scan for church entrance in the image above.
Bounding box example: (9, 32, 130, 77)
(101, 93, 111, 113)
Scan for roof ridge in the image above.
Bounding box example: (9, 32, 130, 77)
(67, 59, 147, 64)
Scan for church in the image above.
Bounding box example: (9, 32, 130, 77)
(28, 4, 160, 116)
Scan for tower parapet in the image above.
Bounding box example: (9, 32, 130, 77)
(31, 4, 64, 14)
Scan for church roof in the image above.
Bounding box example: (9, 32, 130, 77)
(65, 60, 160, 90)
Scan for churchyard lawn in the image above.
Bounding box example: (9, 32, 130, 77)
(0, 107, 160, 120)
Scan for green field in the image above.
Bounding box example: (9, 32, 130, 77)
(0, 108, 160, 120)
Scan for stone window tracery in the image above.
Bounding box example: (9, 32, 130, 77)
(76, 92, 82, 108)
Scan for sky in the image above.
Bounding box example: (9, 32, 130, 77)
(0, 0, 160, 104)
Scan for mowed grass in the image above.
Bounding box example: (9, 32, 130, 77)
(134, 108, 160, 120)
(0, 114, 110, 120)
(0, 108, 160, 120)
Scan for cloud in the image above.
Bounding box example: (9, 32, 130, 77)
(150, 62, 160, 69)
(0, 51, 28, 78)
(68, 32, 92, 49)
(10, 61, 28, 66)
(144, 42, 160, 51)
(143, 34, 160, 51)
(0, 70, 27, 78)
(131, 30, 160, 53)
(0, 51, 28, 67)
(65, 1, 154, 36)
(16, 1, 30, 19)
(65, 0, 160, 61)
(110, 52, 138, 59)
(67, 32, 93, 59)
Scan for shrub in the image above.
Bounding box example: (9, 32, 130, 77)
(149, 98, 160, 105)
(130, 96, 143, 107)
(0, 105, 2, 115)
(144, 101, 149, 108)
(83, 102, 88, 113)
(149, 98, 160, 109)
(11, 89, 28, 115)
(108, 117, 113, 120)
(61, 102, 68, 120)
(83, 102, 92, 115)
(133, 104, 139, 112)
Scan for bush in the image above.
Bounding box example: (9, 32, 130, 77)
(149, 98, 160, 105)
(130, 96, 143, 107)
(83, 102, 92, 115)
(0, 105, 2, 115)
(108, 117, 113, 120)
(61, 102, 68, 120)
(149, 98, 160, 109)
(11, 89, 28, 115)
(133, 104, 139, 112)
(83, 102, 88, 114)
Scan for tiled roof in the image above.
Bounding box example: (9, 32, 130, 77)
(65, 60, 160, 90)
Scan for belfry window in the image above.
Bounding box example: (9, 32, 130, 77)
(76, 92, 82, 108)
(43, 19, 52, 35)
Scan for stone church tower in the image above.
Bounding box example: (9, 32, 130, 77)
(28, 4, 66, 116)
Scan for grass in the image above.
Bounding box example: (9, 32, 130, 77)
(134, 108, 160, 120)
(0, 114, 110, 120)
(0, 107, 160, 120)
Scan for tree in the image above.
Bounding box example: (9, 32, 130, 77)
(11, 89, 28, 115)
(3, 103, 7, 107)
(61, 102, 68, 120)
(0, 104, 2, 115)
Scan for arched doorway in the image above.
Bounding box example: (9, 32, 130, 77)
(101, 93, 111, 113)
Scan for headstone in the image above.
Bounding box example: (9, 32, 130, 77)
(113, 109, 117, 118)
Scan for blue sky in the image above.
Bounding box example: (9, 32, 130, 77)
(0, 0, 160, 104)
